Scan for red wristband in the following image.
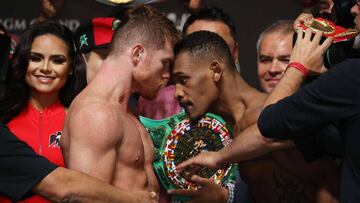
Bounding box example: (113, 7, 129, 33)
(286, 62, 309, 77)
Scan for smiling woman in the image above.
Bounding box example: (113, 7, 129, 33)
(0, 21, 86, 203)
(26, 35, 71, 98)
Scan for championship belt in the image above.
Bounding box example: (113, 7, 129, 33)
(140, 112, 238, 194)
(296, 17, 358, 43)
(296, 18, 359, 68)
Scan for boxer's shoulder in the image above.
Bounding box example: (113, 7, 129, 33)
(236, 110, 259, 133)
(69, 101, 123, 133)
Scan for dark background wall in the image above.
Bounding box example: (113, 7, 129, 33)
(0, 0, 303, 89)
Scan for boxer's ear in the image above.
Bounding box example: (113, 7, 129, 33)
(210, 60, 222, 82)
(131, 44, 144, 66)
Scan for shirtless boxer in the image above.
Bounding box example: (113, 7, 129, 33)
(169, 31, 339, 203)
(61, 6, 180, 201)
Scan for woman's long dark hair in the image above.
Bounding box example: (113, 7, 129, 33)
(0, 21, 86, 123)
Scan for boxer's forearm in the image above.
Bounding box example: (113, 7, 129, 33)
(214, 69, 303, 166)
(217, 124, 293, 166)
(34, 167, 149, 203)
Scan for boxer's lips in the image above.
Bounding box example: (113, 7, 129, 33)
(180, 102, 192, 111)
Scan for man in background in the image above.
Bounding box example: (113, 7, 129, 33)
(183, 6, 240, 72)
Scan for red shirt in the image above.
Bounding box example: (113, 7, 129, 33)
(1, 102, 66, 203)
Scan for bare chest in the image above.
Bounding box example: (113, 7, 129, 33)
(116, 115, 155, 167)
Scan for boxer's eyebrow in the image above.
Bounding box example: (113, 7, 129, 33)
(172, 71, 186, 76)
(172, 71, 188, 78)
(172, 74, 189, 84)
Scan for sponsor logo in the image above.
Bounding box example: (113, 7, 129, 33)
(49, 131, 61, 148)
(79, 34, 89, 49)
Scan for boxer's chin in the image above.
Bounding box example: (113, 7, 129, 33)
(188, 114, 203, 124)
(142, 89, 159, 100)
(186, 107, 203, 123)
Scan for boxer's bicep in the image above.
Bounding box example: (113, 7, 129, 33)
(66, 107, 119, 183)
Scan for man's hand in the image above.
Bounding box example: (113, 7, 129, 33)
(41, 0, 57, 18)
(167, 175, 228, 203)
(37, 0, 64, 22)
(182, 0, 203, 12)
(290, 28, 333, 74)
(176, 151, 223, 175)
(294, 13, 314, 30)
(134, 191, 158, 203)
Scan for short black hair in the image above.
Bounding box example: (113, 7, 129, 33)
(182, 6, 237, 42)
(174, 31, 236, 71)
